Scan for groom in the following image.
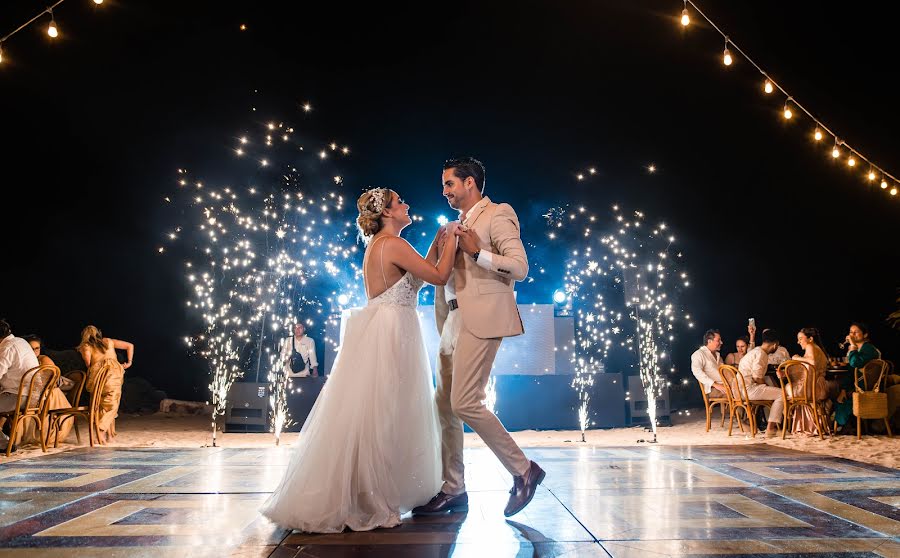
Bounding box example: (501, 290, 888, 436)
(414, 156, 545, 518)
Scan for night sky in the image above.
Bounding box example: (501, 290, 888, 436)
(2, 0, 898, 402)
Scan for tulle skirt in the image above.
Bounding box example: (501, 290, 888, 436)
(260, 303, 441, 533)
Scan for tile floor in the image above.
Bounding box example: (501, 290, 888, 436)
(1, 445, 898, 557)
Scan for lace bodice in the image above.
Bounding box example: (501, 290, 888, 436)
(367, 272, 423, 308)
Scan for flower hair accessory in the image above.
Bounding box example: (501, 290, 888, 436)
(369, 188, 386, 214)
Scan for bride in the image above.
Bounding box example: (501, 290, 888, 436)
(260, 187, 458, 533)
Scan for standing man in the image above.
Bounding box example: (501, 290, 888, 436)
(0, 319, 40, 453)
(279, 321, 318, 378)
(414, 157, 544, 518)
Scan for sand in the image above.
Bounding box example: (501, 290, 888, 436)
(3, 408, 897, 468)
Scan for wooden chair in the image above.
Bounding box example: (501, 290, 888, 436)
(697, 377, 729, 432)
(46, 370, 87, 445)
(852, 359, 893, 440)
(0, 364, 60, 456)
(776, 360, 826, 440)
(48, 367, 111, 448)
(719, 365, 774, 438)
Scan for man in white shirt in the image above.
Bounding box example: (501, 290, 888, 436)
(737, 329, 785, 437)
(691, 329, 727, 397)
(0, 319, 40, 451)
(278, 322, 318, 378)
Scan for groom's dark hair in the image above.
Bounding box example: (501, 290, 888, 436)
(443, 157, 485, 193)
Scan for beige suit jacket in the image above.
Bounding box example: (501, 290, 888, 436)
(435, 196, 528, 340)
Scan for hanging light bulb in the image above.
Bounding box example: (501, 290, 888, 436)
(832, 140, 841, 159)
(783, 100, 793, 120)
(891, 186, 898, 196)
(46, 10, 60, 38)
(847, 156, 856, 167)
(814, 128, 823, 141)
(881, 178, 888, 189)
(764, 79, 774, 94)
(723, 40, 733, 66)
(868, 170, 876, 181)
(681, 8, 690, 26)
(47, 10, 58, 38)
(94, 0, 104, 4)
(0, 43, 4, 65)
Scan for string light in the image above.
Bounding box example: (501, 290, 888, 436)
(1, 1, 109, 67)
(47, 11, 59, 38)
(891, 187, 898, 196)
(681, 1, 690, 26)
(679, 1, 898, 200)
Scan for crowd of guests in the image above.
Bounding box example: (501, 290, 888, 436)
(692, 321, 895, 437)
(0, 319, 134, 454)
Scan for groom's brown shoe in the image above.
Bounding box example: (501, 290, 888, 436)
(504, 461, 545, 517)
(411, 491, 469, 516)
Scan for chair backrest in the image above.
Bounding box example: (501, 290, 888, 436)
(15, 364, 60, 415)
(64, 370, 88, 407)
(856, 359, 889, 393)
(88, 366, 113, 419)
(716, 365, 741, 405)
(777, 359, 815, 403)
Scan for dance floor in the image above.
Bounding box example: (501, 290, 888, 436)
(1, 445, 899, 557)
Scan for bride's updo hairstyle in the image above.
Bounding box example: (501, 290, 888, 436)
(356, 187, 396, 243)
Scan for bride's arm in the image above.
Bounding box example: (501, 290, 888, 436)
(389, 235, 457, 286)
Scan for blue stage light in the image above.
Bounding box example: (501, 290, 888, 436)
(337, 294, 350, 306)
(437, 215, 449, 226)
(553, 289, 567, 304)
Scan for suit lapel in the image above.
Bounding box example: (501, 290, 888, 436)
(464, 196, 491, 229)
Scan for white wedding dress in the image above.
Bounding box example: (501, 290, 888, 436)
(260, 263, 442, 533)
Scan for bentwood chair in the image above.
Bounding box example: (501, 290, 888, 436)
(0, 364, 59, 456)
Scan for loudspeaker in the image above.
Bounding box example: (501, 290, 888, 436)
(224, 382, 269, 433)
(626, 374, 671, 426)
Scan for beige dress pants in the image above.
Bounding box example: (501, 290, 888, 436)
(435, 309, 530, 495)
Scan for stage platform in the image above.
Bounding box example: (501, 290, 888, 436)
(1, 445, 898, 557)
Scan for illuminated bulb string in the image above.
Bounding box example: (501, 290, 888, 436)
(681, 0, 899, 196)
(1, 0, 107, 65)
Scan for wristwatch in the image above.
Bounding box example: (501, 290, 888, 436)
(472, 250, 480, 262)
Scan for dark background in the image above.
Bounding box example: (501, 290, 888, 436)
(2, 1, 897, 405)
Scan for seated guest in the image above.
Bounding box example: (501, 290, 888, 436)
(22, 335, 74, 390)
(0, 319, 39, 453)
(19, 334, 74, 443)
(737, 330, 785, 437)
(691, 329, 727, 398)
(787, 327, 828, 435)
(762, 328, 791, 366)
(834, 323, 888, 432)
(725, 336, 750, 366)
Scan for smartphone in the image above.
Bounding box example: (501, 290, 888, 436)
(749, 318, 755, 328)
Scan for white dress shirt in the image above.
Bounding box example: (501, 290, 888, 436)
(279, 335, 318, 378)
(738, 346, 769, 383)
(445, 200, 496, 304)
(690, 346, 722, 394)
(0, 334, 40, 396)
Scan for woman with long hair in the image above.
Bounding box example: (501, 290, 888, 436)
(786, 327, 828, 435)
(77, 325, 134, 444)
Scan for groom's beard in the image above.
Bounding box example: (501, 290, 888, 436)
(446, 195, 461, 210)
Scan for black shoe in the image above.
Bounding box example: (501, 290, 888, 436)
(411, 491, 469, 516)
(504, 461, 545, 517)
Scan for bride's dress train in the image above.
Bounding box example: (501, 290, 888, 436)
(260, 271, 441, 533)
